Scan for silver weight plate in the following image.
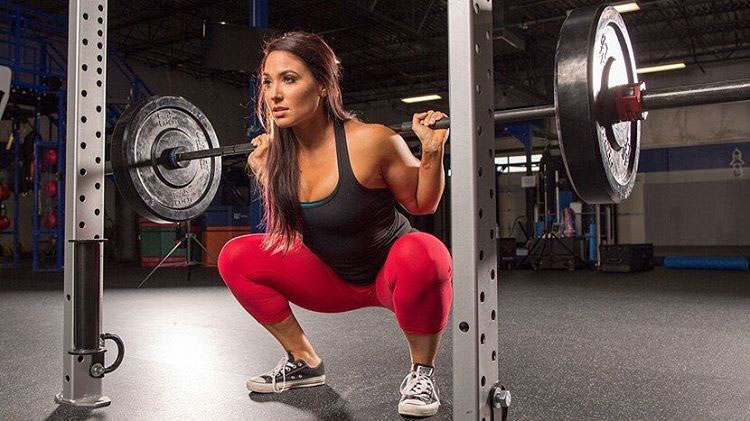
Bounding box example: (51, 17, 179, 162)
(554, 5, 640, 204)
(111, 96, 221, 223)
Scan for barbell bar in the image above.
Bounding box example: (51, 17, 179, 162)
(104, 78, 750, 175)
(103, 5, 750, 224)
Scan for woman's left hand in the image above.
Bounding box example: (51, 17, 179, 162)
(412, 110, 449, 152)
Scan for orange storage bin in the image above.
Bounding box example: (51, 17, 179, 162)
(202, 226, 252, 266)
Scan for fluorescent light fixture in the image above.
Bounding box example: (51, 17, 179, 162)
(636, 62, 686, 74)
(613, 2, 640, 13)
(495, 154, 542, 173)
(401, 94, 442, 104)
(495, 154, 542, 165)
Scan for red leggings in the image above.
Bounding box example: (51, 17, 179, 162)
(217, 232, 453, 335)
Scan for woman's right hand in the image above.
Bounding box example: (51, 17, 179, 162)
(247, 133, 270, 176)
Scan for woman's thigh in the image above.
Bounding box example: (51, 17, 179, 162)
(218, 234, 376, 314)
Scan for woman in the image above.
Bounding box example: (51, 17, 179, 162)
(217, 31, 452, 418)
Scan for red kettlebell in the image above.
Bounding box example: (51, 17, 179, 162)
(44, 180, 57, 197)
(44, 149, 58, 166)
(43, 212, 57, 229)
(0, 216, 9, 230)
(0, 184, 10, 200)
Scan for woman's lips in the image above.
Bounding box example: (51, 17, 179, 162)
(273, 108, 288, 118)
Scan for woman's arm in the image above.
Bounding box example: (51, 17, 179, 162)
(379, 111, 449, 215)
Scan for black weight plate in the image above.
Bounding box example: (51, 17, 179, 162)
(111, 96, 221, 223)
(554, 5, 640, 204)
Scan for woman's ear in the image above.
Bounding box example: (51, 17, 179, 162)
(320, 86, 327, 97)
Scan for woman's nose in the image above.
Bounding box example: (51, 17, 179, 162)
(270, 84, 282, 100)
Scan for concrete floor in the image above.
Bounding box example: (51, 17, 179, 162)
(1, 261, 749, 420)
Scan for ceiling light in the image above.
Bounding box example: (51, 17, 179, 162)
(613, 2, 640, 13)
(636, 63, 687, 74)
(401, 94, 442, 104)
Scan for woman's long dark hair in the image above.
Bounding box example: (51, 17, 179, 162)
(252, 31, 356, 254)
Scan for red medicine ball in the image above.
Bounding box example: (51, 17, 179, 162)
(44, 149, 58, 166)
(43, 212, 57, 229)
(44, 180, 58, 197)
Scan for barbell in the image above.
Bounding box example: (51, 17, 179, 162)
(104, 5, 750, 224)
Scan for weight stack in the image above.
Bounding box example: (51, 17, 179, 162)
(599, 243, 654, 273)
(202, 226, 251, 267)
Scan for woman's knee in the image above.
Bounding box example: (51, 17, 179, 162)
(217, 234, 265, 283)
(391, 233, 452, 286)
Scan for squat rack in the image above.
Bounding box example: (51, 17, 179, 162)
(57, 1, 507, 419)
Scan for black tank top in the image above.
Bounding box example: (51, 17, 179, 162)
(299, 120, 414, 285)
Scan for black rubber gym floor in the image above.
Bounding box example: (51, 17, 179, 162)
(1, 262, 749, 420)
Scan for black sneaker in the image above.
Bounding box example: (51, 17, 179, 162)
(247, 352, 326, 393)
(398, 364, 440, 417)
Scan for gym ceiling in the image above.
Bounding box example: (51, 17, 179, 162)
(14, 0, 750, 105)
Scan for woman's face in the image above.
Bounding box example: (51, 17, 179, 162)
(262, 50, 326, 129)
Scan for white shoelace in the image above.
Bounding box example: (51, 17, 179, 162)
(269, 356, 299, 393)
(400, 372, 439, 404)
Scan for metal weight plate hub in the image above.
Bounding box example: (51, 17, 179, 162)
(554, 5, 640, 204)
(111, 96, 221, 223)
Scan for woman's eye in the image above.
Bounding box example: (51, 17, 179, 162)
(284, 76, 295, 83)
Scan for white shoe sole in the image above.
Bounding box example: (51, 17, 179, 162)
(246, 375, 326, 393)
(398, 400, 440, 417)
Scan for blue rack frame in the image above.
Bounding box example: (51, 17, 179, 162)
(0, 1, 152, 271)
(0, 1, 66, 270)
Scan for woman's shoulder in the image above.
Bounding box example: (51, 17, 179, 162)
(344, 120, 400, 151)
